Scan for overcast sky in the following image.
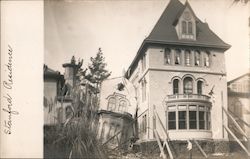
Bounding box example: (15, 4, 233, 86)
(45, 0, 249, 81)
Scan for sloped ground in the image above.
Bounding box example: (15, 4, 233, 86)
(119, 151, 249, 159)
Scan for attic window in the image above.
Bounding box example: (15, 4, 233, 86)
(179, 11, 195, 40)
(181, 20, 193, 35)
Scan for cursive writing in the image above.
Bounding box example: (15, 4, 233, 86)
(3, 45, 13, 89)
(2, 45, 18, 135)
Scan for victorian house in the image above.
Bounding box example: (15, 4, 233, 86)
(125, 0, 230, 145)
(98, 77, 137, 149)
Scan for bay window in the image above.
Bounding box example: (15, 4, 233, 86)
(178, 111, 187, 129)
(189, 111, 197, 129)
(168, 111, 176, 130)
(166, 104, 211, 131)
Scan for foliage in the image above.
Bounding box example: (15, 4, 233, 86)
(233, 0, 249, 4)
(85, 48, 111, 93)
(44, 51, 112, 158)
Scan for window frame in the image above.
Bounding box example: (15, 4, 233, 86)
(164, 48, 171, 65)
(173, 79, 180, 94)
(183, 77, 193, 94)
(197, 80, 203, 95)
(175, 49, 181, 65)
(204, 51, 210, 67)
(107, 97, 116, 111)
(194, 50, 201, 66)
(166, 104, 211, 131)
(168, 111, 176, 130)
(185, 50, 191, 66)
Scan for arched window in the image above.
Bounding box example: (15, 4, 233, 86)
(182, 21, 187, 34)
(164, 48, 171, 64)
(188, 22, 193, 34)
(107, 97, 116, 111)
(185, 50, 191, 66)
(204, 51, 210, 67)
(118, 100, 127, 112)
(194, 50, 201, 66)
(175, 49, 181, 65)
(197, 81, 203, 95)
(183, 77, 193, 94)
(173, 79, 179, 94)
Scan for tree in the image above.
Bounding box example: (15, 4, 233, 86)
(233, 0, 249, 4)
(86, 48, 111, 93)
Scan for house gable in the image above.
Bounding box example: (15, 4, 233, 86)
(175, 2, 197, 40)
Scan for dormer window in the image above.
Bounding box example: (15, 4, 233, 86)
(182, 21, 193, 35)
(188, 22, 193, 34)
(182, 21, 187, 34)
(176, 10, 196, 40)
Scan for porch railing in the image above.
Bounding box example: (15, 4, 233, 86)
(167, 94, 211, 101)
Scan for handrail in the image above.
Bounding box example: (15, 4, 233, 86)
(222, 107, 248, 141)
(153, 107, 174, 159)
(223, 125, 250, 157)
(193, 139, 208, 158)
(228, 109, 250, 128)
(154, 130, 167, 159)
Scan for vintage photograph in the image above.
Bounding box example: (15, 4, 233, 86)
(43, 0, 250, 158)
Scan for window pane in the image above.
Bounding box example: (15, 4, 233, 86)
(118, 100, 126, 112)
(179, 121, 186, 129)
(184, 77, 193, 94)
(182, 21, 187, 34)
(108, 98, 116, 111)
(168, 112, 176, 130)
(175, 50, 181, 65)
(197, 81, 203, 95)
(188, 22, 192, 34)
(164, 48, 171, 64)
(195, 51, 200, 66)
(189, 111, 196, 120)
(173, 79, 179, 94)
(199, 111, 205, 129)
(169, 121, 176, 130)
(185, 50, 191, 66)
(168, 112, 176, 120)
(178, 111, 186, 129)
(189, 111, 197, 129)
(204, 52, 210, 67)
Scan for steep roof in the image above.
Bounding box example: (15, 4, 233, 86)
(44, 64, 63, 79)
(228, 72, 250, 85)
(146, 0, 230, 49)
(126, 0, 230, 78)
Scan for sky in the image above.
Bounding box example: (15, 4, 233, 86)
(45, 0, 249, 81)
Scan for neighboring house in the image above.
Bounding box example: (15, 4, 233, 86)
(125, 0, 230, 144)
(44, 65, 64, 125)
(44, 56, 82, 125)
(228, 72, 250, 140)
(98, 77, 137, 149)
